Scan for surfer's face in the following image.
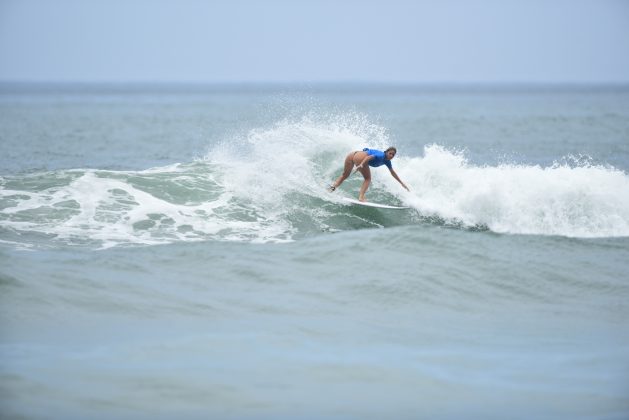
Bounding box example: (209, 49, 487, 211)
(386, 150, 396, 159)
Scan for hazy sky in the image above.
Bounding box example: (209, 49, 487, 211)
(1, 0, 628, 83)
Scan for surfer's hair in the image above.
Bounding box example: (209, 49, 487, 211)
(385, 147, 397, 154)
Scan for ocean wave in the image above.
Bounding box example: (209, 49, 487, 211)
(1, 115, 628, 248)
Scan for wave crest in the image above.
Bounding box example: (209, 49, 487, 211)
(2, 116, 628, 249)
(398, 144, 629, 238)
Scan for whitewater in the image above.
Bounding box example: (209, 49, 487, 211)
(2, 116, 628, 249)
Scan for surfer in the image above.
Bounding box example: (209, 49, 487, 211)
(329, 147, 410, 201)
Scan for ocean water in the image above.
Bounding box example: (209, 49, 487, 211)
(1, 83, 628, 419)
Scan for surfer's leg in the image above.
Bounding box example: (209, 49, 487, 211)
(331, 152, 359, 189)
(357, 166, 371, 201)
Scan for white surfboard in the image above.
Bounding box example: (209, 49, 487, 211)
(342, 197, 409, 209)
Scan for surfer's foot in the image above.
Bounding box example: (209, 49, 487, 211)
(358, 196, 366, 202)
(328, 185, 336, 192)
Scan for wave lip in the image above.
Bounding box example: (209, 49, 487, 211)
(401, 145, 629, 238)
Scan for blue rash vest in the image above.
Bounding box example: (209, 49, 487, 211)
(362, 148, 392, 169)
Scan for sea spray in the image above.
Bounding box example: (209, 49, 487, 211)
(396, 144, 629, 238)
(205, 112, 392, 200)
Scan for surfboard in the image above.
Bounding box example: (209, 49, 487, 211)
(342, 197, 409, 209)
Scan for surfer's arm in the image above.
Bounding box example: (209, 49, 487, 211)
(355, 155, 374, 171)
(389, 168, 410, 191)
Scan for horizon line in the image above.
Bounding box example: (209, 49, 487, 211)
(2, 79, 629, 85)
(2, 80, 628, 94)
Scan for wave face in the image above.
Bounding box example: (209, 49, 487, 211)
(1, 114, 629, 248)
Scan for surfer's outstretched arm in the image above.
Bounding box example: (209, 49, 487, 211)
(389, 168, 410, 191)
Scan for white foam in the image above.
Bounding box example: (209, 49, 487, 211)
(204, 112, 391, 205)
(391, 145, 629, 238)
(4, 116, 627, 247)
(5, 113, 391, 248)
(0, 168, 292, 248)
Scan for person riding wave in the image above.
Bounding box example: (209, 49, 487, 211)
(329, 147, 410, 201)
